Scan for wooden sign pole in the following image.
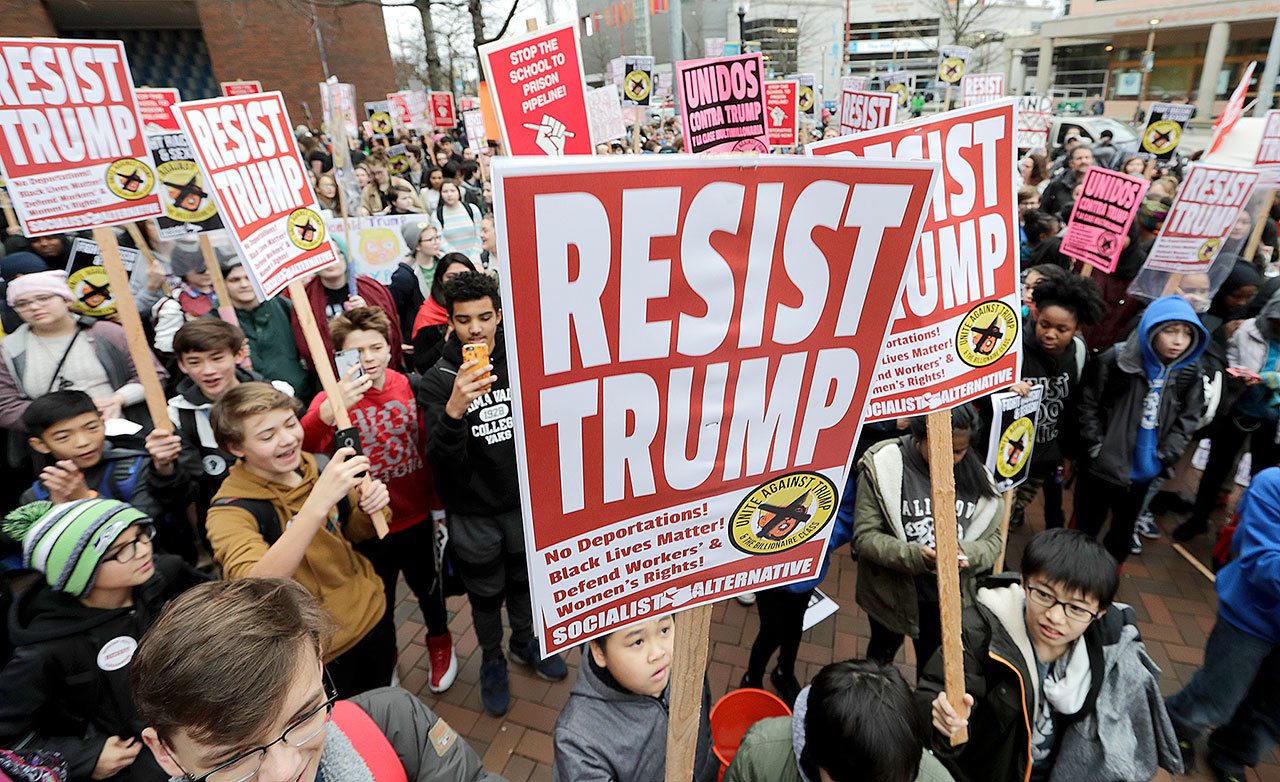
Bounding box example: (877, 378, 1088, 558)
(197, 234, 242, 327)
(926, 410, 969, 745)
(993, 488, 1014, 573)
(121, 222, 170, 296)
(664, 603, 713, 781)
(288, 279, 390, 538)
(1242, 191, 1276, 263)
(631, 117, 642, 154)
(92, 227, 173, 433)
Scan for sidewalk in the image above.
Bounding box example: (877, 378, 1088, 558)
(392, 478, 1279, 781)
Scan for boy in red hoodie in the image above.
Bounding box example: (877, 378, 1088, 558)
(299, 305, 456, 692)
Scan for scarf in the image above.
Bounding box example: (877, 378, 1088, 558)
(1031, 638, 1092, 763)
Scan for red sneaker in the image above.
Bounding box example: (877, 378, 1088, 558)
(426, 632, 457, 693)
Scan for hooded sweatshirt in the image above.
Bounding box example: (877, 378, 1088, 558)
(1077, 296, 1207, 487)
(206, 453, 384, 659)
(0, 555, 209, 781)
(553, 654, 716, 782)
(1216, 467, 1280, 644)
(1227, 289, 1280, 421)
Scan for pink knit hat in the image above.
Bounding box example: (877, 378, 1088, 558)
(7, 270, 74, 307)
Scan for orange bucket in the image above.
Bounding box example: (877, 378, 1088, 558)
(709, 687, 792, 773)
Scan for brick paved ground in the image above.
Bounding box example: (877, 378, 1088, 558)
(392, 460, 1280, 782)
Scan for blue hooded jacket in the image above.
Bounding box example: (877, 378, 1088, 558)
(1129, 296, 1208, 483)
(1218, 467, 1280, 644)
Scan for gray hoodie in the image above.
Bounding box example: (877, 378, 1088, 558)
(553, 654, 716, 782)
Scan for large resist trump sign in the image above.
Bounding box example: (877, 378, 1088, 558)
(491, 155, 939, 653)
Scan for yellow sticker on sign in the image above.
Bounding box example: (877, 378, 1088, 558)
(624, 69, 652, 103)
(956, 300, 1019, 368)
(730, 472, 837, 556)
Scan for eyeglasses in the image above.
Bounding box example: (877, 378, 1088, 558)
(175, 685, 338, 782)
(12, 294, 62, 311)
(1024, 583, 1100, 623)
(105, 523, 157, 563)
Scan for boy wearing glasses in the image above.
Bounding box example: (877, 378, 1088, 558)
(919, 529, 1183, 782)
(0, 498, 209, 782)
(132, 578, 502, 782)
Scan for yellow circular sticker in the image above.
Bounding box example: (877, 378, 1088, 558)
(388, 153, 409, 175)
(730, 471, 838, 556)
(624, 69, 652, 103)
(157, 160, 216, 223)
(67, 266, 115, 317)
(887, 82, 909, 107)
(956, 300, 1019, 368)
(1198, 237, 1220, 263)
(105, 159, 154, 200)
(939, 58, 965, 84)
(798, 85, 814, 112)
(996, 416, 1035, 479)
(287, 208, 325, 251)
(1142, 119, 1181, 156)
(370, 111, 393, 135)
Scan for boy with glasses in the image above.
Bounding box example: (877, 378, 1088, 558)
(132, 578, 502, 782)
(0, 498, 209, 781)
(919, 529, 1183, 782)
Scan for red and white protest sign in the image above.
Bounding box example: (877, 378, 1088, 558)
(1144, 164, 1259, 274)
(0, 38, 163, 237)
(962, 73, 1004, 107)
(764, 80, 798, 147)
(429, 92, 456, 128)
(839, 90, 896, 136)
(1209, 61, 1256, 156)
(1016, 96, 1052, 151)
(1059, 167, 1150, 274)
(220, 80, 262, 97)
(491, 155, 939, 653)
(387, 91, 414, 130)
(479, 21, 592, 156)
(136, 87, 181, 131)
(809, 100, 1022, 421)
(676, 53, 769, 154)
(1254, 110, 1280, 190)
(841, 75, 868, 92)
(173, 92, 337, 300)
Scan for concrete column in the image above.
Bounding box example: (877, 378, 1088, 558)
(1256, 18, 1280, 115)
(1035, 37, 1053, 95)
(1196, 22, 1231, 120)
(1010, 50, 1027, 95)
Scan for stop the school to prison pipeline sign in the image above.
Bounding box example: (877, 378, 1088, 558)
(809, 99, 1022, 422)
(173, 92, 337, 300)
(491, 155, 940, 653)
(0, 38, 163, 236)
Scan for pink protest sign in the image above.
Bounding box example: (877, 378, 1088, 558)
(1059, 167, 1150, 273)
(676, 53, 768, 153)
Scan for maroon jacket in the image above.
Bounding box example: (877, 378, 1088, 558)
(289, 276, 404, 372)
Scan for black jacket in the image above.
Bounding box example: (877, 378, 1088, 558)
(0, 555, 210, 781)
(389, 261, 427, 345)
(1020, 334, 1087, 468)
(417, 331, 519, 515)
(1039, 171, 1078, 218)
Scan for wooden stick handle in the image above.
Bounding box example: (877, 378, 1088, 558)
(197, 234, 242, 328)
(994, 488, 1014, 573)
(92, 227, 172, 433)
(287, 280, 390, 538)
(665, 604, 712, 781)
(123, 222, 171, 296)
(926, 410, 969, 746)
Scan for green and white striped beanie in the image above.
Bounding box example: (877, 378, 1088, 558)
(2, 499, 150, 597)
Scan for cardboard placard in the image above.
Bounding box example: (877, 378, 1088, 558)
(586, 85, 627, 143)
(405, 90, 430, 132)
(676, 53, 769, 154)
(65, 236, 144, 317)
(148, 131, 224, 240)
(884, 72, 914, 109)
(458, 95, 479, 111)
(479, 21, 593, 157)
(136, 87, 182, 131)
(173, 91, 338, 300)
(386, 143, 409, 175)
(1143, 164, 1260, 274)
(841, 75, 868, 92)
(1142, 103, 1195, 160)
(621, 56, 655, 107)
(365, 100, 395, 137)
(1253, 110, 1280, 190)
(429, 92, 457, 128)
(320, 81, 362, 220)
(324, 214, 411, 284)
(985, 387, 1044, 493)
(1016, 96, 1052, 151)
(937, 46, 972, 85)
(0, 38, 163, 237)
(764, 80, 799, 148)
(962, 73, 1004, 107)
(220, 80, 262, 97)
(492, 155, 939, 654)
(809, 100, 1022, 421)
(463, 109, 488, 153)
(1209, 61, 1256, 156)
(802, 588, 839, 630)
(839, 90, 896, 136)
(387, 91, 414, 132)
(1059, 167, 1150, 273)
(320, 81, 359, 140)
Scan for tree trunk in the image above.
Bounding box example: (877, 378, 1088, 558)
(415, 0, 447, 90)
(469, 0, 487, 73)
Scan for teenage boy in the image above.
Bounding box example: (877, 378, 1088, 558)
(921, 529, 1183, 782)
(553, 616, 716, 782)
(300, 306, 457, 693)
(132, 578, 504, 782)
(223, 260, 311, 398)
(151, 318, 294, 520)
(418, 271, 566, 716)
(289, 253, 404, 371)
(205, 382, 393, 697)
(1073, 295, 1207, 564)
(1166, 466, 1280, 782)
(0, 498, 209, 782)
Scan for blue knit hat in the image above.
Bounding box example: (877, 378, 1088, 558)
(3, 499, 150, 597)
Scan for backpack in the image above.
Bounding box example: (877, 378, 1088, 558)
(209, 454, 350, 545)
(435, 199, 478, 229)
(30, 455, 147, 504)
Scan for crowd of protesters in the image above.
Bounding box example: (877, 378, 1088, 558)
(0, 95, 1277, 782)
